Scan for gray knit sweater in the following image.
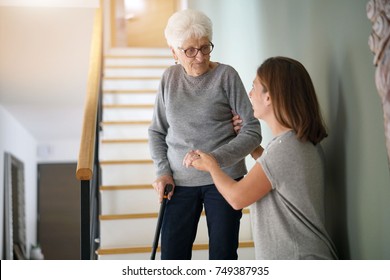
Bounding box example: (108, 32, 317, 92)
(148, 63, 262, 186)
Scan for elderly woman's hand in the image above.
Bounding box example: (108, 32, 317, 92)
(152, 175, 175, 202)
(183, 150, 201, 168)
(189, 150, 219, 173)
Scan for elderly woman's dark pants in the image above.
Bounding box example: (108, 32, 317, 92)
(160, 184, 242, 260)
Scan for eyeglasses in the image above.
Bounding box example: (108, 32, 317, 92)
(178, 42, 214, 58)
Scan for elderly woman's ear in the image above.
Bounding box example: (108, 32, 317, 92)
(170, 48, 178, 63)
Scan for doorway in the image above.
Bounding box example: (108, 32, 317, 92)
(111, 0, 181, 47)
(3, 152, 27, 260)
(38, 163, 80, 260)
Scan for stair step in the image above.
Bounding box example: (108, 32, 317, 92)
(100, 187, 157, 215)
(100, 184, 154, 215)
(100, 208, 250, 219)
(103, 107, 153, 122)
(103, 92, 156, 105)
(101, 139, 148, 144)
(100, 122, 150, 140)
(97, 243, 255, 260)
(104, 69, 166, 79)
(100, 159, 153, 165)
(101, 162, 155, 185)
(104, 76, 162, 80)
(103, 104, 153, 108)
(105, 47, 171, 57)
(100, 184, 152, 190)
(99, 212, 253, 248)
(101, 213, 159, 220)
(103, 89, 157, 93)
(105, 55, 170, 60)
(97, 240, 254, 255)
(103, 79, 160, 91)
(105, 65, 168, 69)
(100, 161, 155, 185)
(101, 120, 151, 125)
(100, 141, 150, 161)
(105, 57, 172, 68)
(104, 68, 166, 78)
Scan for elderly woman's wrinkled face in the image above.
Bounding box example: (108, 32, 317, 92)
(173, 36, 212, 77)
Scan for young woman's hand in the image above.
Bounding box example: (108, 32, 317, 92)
(190, 150, 219, 172)
(231, 111, 243, 134)
(183, 150, 200, 168)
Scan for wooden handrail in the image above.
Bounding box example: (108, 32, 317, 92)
(76, 5, 103, 180)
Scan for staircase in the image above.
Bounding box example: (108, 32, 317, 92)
(97, 47, 255, 260)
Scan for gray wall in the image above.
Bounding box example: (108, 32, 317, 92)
(189, 0, 390, 259)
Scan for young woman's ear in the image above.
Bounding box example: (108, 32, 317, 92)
(264, 92, 272, 106)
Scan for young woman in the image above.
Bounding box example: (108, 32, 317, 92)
(187, 57, 338, 259)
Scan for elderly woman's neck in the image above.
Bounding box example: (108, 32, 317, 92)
(209, 61, 218, 70)
(185, 61, 218, 77)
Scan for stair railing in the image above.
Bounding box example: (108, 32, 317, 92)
(76, 4, 103, 260)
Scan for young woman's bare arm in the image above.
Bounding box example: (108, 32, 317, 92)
(190, 150, 272, 209)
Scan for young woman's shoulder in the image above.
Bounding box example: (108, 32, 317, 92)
(262, 131, 318, 159)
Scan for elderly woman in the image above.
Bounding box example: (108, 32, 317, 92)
(189, 57, 339, 259)
(148, 9, 262, 260)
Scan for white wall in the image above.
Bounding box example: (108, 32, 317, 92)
(189, 0, 390, 259)
(0, 5, 96, 149)
(0, 105, 38, 259)
(37, 139, 81, 163)
(0, 2, 97, 259)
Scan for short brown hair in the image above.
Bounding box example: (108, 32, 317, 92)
(257, 57, 328, 144)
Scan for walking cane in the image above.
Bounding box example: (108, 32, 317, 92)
(150, 184, 173, 260)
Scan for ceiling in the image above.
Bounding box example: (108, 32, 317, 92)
(0, 2, 98, 144)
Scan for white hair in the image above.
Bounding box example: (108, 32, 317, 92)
(164, 9, 213, 49)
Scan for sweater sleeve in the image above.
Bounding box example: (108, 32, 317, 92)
(148, 76, 172, 177)
(209, 67, 262, 168)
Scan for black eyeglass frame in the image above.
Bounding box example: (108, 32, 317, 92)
(178, 42, 214, 58)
